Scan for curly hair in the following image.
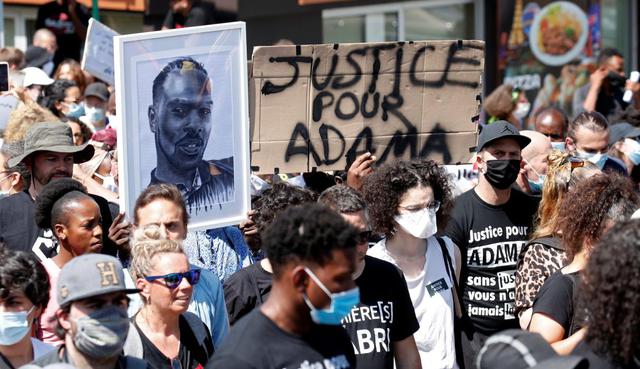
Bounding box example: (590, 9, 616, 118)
(0, 245, 50, 309)
(39, 79, 77, 117)
(34, 178, 91, 230)
(531, 152, 600, 239)
(557, 174, 638, 260)
(580, 219, 640, 366)
(3, 100, 59, 143)
(362, 160, 453, 237)
(253, 183, 317, 234)
(262, 203, 358, 277)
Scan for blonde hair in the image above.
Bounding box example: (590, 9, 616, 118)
(3, 101, 59, 143)
(531, 151, 600, 239)
(129, 224, 184, 281)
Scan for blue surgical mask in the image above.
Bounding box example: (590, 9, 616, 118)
(0, 307, 34, 345)
(64, 102, 85, 118)
(551, 141, 566, 151)
(85, 106, 106, 123)
(303, 267, 359, 325)
(577, 150, 608, 170)
(623, 139, 640, 166)
(527, 175, 545, 194)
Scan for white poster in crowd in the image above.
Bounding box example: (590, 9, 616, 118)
(114, 22, 250, 231)
(444, 164, 478, 196)
(0, 95, 18, 131)
(82, 18, 119, 85)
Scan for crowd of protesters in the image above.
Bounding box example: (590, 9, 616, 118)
(0, 3, 640, 368)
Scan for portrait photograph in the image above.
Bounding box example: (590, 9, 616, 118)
(115, 22, 250, 231)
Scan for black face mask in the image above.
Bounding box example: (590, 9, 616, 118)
(607, 71, 626, 89)
(483, 159, 521, 190)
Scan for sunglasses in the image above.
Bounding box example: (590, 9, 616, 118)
(144, 269, 201, 289)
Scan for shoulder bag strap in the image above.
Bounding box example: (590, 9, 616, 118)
(436, 237, 463, 318)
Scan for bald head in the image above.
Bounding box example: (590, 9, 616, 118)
(534, 108, 567, 142)
(33, 29, 57, 55)
(521, 130, 551, 181)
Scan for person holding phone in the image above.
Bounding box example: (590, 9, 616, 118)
(573, 48, 640, 121)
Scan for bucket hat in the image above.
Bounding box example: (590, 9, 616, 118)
(8, 122, 94, 167)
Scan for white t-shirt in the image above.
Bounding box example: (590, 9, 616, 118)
(368, 236, 458, 369)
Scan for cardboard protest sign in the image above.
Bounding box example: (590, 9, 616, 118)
(81, 18, 118, 85)
(250, 40, 484, 173)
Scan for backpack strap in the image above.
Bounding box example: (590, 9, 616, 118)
(436, 237, 463, 318)
(182, 311, 215, 355)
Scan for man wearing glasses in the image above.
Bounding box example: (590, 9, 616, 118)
(29, 253, 149, 369)
(128, 183, 229, 348)
(446, 120, 538, 369)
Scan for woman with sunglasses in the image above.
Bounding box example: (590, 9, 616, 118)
(126, 225, 214, 369)
(362, 160, 460, 369)
(528, 174, 639, 354)
(34, 178, 103, 345)
(515, 153, 600, 329)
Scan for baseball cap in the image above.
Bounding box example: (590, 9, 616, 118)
(476, 120, 531, 152)
(609, 122, 640, 145)
(57, 254, 139, 307)
(22, 67, 54, 87)
(84, 82, 109, 101)
(477, 330, 588, 369)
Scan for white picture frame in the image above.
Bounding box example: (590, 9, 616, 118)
(114, 22, 250, 231)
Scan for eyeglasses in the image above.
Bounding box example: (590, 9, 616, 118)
(144, 269, 201, 289)
(357, 230, 372, 244)
(398, 200, 441, 213)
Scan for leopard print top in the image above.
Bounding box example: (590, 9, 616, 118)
(515, 241, 568, 312)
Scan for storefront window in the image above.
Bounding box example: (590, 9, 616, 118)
(405, 3, 475, 40)
(3, 18, 14, 47)
(602, 0, 631, 71)
(322, 0, 475, 43)
(323, 15, 365, 43)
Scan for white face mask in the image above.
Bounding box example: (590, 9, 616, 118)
(513, 102, 531, 119)
(94, 173, 117, 192)
(394, 208, 438, 239)
(576, 150, 608, 170)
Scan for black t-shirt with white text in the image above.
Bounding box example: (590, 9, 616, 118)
(445, 188, 538, 334)
(208, 310, 356, 369)
(343, 256, 419, 369)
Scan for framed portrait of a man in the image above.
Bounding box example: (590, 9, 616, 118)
(115, 22, 250, 231)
